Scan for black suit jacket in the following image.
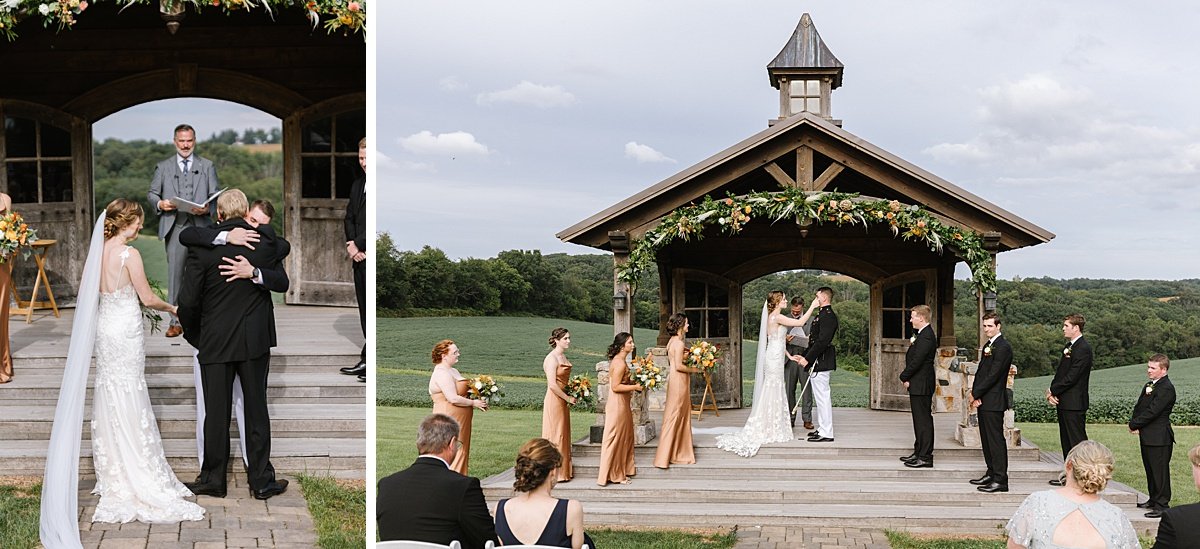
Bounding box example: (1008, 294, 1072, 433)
(1130, 376, 1176, 447)
(972, 335, 1013, 412)
(177, 218, 280, 364)
(178, 224, 291, 293)
(1152, 502, 1200, 549)
(900, 325, 937, 396)
(803, 305, 838, 372)
(377, 457, 497, 548)
(344, 176, 366, 252)
(1049, 336, 1092, 411)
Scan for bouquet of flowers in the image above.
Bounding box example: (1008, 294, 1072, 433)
(466, 374, 503, 405)
(564, 374, 595, 408)
(0, 211, 36, 260)
(685, 340, 723, 373)
(629, 351, 664, 391)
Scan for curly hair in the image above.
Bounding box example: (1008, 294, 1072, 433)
(766, 290, 786, 312)
(1066, 440, 1115, 495)
(548, 327, 569, 348)
(512, 438, 562, 492)
(606, 332, 633, 360)
(666, 313, 688, 336)
(103, 198, 144, 240)
(431, 339, 455, 364)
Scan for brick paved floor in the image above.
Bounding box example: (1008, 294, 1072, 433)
(734, 525, 892, 548)
(76, 474, 317, 549)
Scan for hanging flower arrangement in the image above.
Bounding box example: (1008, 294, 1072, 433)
(0, 0, 366, 41)
(617, 187, 997, 294)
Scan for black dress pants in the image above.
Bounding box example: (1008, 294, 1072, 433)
(1056, 408, 1088, 459)
(978, 409, 1008, 484)
(909, 394, 934, 461)
(198, 353, 276, 490)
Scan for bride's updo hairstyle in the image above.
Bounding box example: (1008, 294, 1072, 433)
(103, 199, 144, 239)
(766, 290, 786, 312)
(1065, 440, 1115, 495)
(548, 327, 569, 348)
(666, 313, 688, 336)
(431, 339, 455, 364)
(512, 438, 562, 492)
(606, 332, 633, 360)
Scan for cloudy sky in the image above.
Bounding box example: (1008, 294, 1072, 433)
(378, 1, 1200, 280)
(93, 99, 280, 142)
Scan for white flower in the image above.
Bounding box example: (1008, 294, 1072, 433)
(38, 3, 51, 15)
(583, 390, 590, 397)
(909, 335, 916, 344)
(1145, 386, 1153, 395)
(1, 0, 20, 11)
(474, 381, 483, 390)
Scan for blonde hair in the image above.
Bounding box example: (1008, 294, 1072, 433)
(766, 290, 786, 312)
(1066, 440, 1115, 494)
(103, 199, 144, 239)
(1189, 442, 1200, 468)
(911, 304, 932, 322)
(216, 189, 248, 221)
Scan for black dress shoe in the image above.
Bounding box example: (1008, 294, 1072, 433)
(977, 482, 1009, 493)
(969, 474, 993, 486)
(340, 362, 366, 375)
(900, 453, 917, 462)
(1137, 501, 1153, 509)
(357, 374, 365, 383)
(904, 459, 933, 468)
(1145, 509, 1164, 519)
(1048, 476, 1066, 486)
(809, 436, 834, 442)
(252, 479, 289, 500)
(185, 482, 226, 498)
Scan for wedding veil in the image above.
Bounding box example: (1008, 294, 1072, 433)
(750, 301, 769, 406)
(40, 212, 105, 549)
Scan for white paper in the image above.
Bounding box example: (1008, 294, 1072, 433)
(170, 188, 226, 211)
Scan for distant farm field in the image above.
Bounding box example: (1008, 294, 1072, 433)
(1013, 357, 1200, 424)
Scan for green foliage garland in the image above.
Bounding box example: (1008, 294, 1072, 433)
(618, 187, 997, 294)
(0, 0, 365, 41)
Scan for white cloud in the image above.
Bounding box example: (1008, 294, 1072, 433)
(399, 130, 491, 157)
(624, 141, 676, 164)
(476, 81, 577, 108)
(438, 76, 468, 92)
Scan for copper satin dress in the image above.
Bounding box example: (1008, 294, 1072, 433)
(654, 360, 696, 468)
(431, 377, 473, 475)
(597, 360, 636, 486)
(541, 361, 573, 481)
(0, 263, 13, 383)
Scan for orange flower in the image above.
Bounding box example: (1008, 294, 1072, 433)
(724, 198, 734, 206)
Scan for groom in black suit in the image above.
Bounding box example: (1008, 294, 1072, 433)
(1130, 353, 1176, 518)
(1047, 313, 1092, 486)
(900, 304, 937, 469)
(970, 313, 1012, 493)
(178, 189, 288, 499)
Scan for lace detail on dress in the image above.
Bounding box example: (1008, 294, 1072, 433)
(716, 325, 793, 457)
(1005, 490, 1139, 549)
(91, 284, 204, 523)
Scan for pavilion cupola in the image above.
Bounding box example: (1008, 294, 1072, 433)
(767, 13, 844, 125)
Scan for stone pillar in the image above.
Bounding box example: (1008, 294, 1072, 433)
(646, 347, 669, 412)
(953, 360, 1023, 447)
(590, 359, 658, 445)
(933, 346, 961, 413)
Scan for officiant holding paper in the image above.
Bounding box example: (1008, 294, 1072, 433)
(148, 123, 220, 337)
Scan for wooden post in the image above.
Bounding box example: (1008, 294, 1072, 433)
(609, 231, 633, 336)
(978, 232, 1002, 355)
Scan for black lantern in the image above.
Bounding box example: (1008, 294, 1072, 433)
(983, 291, 998, 312)
(612, 291, 627, 311)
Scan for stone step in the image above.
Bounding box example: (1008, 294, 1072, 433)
(0, 403, 365, 440)
(0, 372, 365, 405)
(570, 439, 1045, 461)
(0, 437, 365, 479)
(566, 456, 1063, 481)
(11, 353, 359, 373)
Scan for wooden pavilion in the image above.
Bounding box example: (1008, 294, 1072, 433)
(558, 14, 1053, 411)
(0, 1, 365, 305)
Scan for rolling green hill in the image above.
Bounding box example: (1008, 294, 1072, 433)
(1013, 357, 1200, 424)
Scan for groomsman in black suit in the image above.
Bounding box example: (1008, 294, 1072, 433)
(340, 137, 367, 382)
(1130, 354, 1176, 518)
(900, 304, 937, 469)
(1152, 443, 1200, 548)
(377, 414, 497, 548)
(970, 313, 1012, 493)
(1047, 313, 1092, 486)
(798, 287, 838, 442)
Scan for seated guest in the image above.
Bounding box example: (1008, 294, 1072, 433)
(1007, 441, 1138, 549)
(495, 438, 593, 548)
(377, 413, 497, 548)
(1152, 442, 1200, 549)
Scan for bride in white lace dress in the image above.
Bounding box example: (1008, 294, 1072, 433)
(716, 291, 815, 457)
(41, 199, 204, 547)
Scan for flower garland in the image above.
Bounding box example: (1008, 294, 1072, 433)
(617, 187, 997, 294)
(0, 0, 365, 41)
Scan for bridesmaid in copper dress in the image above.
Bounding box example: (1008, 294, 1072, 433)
(428, 339, 488, 475)
(597, 332, 642, 486)
(542, 327, 577, 482)
(0, 192, 14, 384)
(655, 313, 702, 469)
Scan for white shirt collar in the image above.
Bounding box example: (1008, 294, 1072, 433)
(177, 153, 193, 168)
(418, 454, 450, 468)
(988, 333, 1001, 345)
(1070, 335, 1082, 345)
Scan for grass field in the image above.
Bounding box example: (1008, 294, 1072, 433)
(1012, 357, 1200, 424)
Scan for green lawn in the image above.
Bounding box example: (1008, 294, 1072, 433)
(297, 475, 365, 549)
(130, 231, 168, 284)
(1013, 358, 1200, 424)
(0, 480, 40, 549)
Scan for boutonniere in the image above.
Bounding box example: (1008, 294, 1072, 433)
(1062, 346, 1072, 358)
(1145, 385, 1154, 395)
(983, 344, 993, 357)
(909, 334, 916, 344)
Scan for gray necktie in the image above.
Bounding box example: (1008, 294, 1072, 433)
(181, 157, 190, 173)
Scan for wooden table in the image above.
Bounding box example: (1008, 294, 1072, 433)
(9, 239, 60, 323)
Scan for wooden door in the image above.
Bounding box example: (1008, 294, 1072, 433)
(870, 269, 937, 410)
(672, 269, 742, 408)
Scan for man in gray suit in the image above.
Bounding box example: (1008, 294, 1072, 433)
(784, 296, 815, 429)
(148, 124, 219, 337)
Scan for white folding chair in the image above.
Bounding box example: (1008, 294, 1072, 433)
(376, 541, 462, 549)
(499, 545, 589, 549)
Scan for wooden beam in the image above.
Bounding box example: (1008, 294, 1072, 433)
(763, 161, 795, 189)
(811, 162, 844, 192)
(796, 145, 814, 190)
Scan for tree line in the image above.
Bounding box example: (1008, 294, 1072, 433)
(378, 238, 1200, 378)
